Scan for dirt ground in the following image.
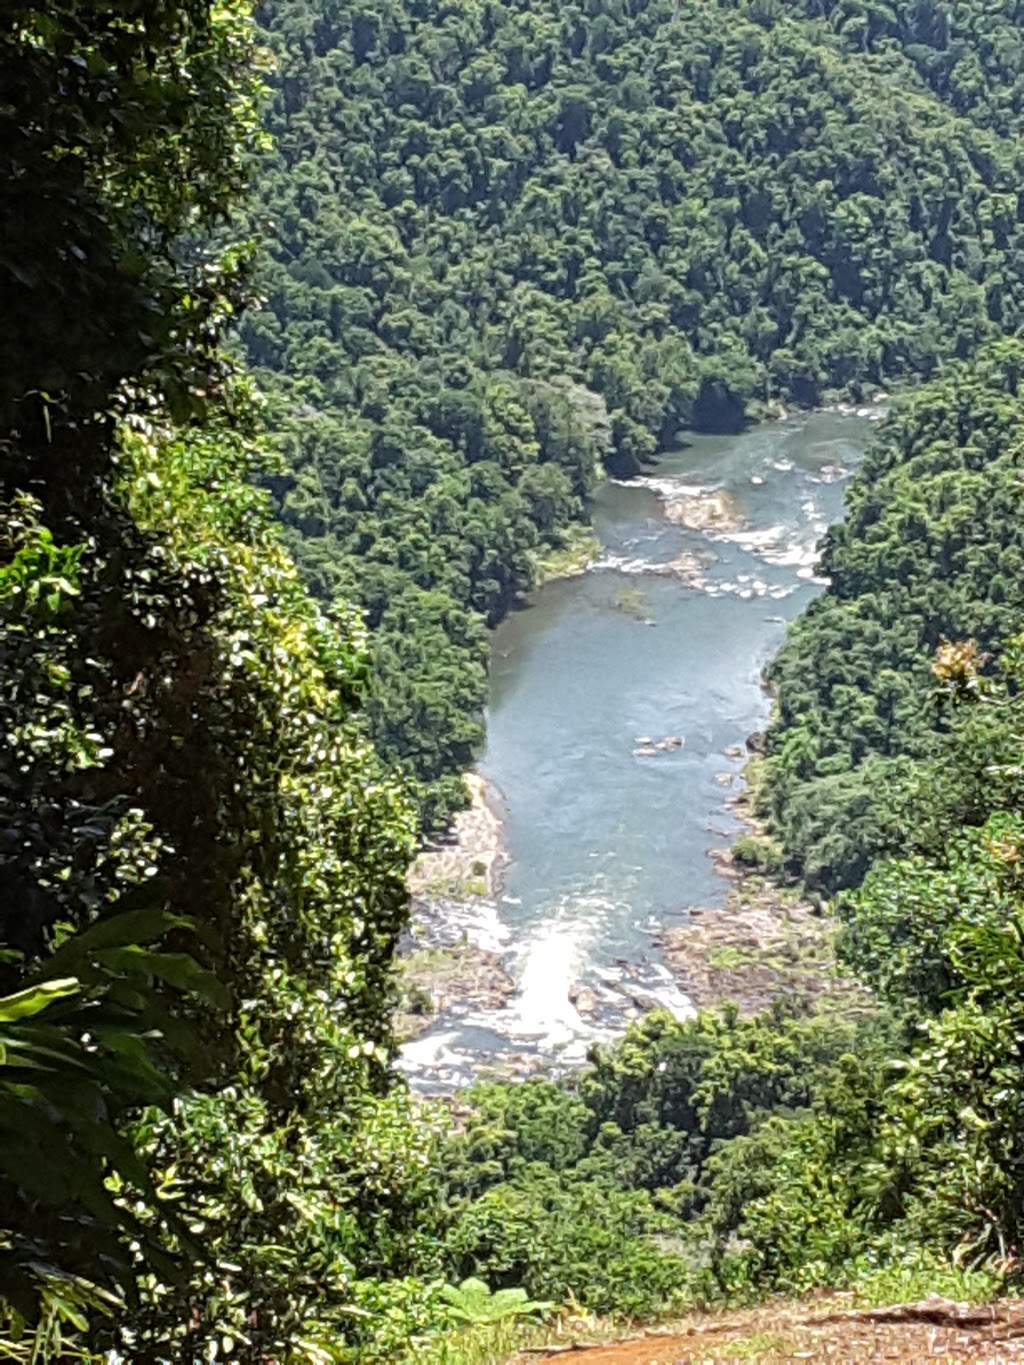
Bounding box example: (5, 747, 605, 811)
(515, 1297, 1024, 1363)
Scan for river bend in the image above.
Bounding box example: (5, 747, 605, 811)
(401, 410, 876, 1090)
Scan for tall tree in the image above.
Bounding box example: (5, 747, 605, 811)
(1, 5, 432, 1358)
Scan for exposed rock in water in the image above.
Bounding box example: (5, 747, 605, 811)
(709, 844, 741, 878)
(662, 488, 744, 535)
(395, 943, 515, 1043)
(817, 462, 849, 483)
(650, 549, 715, 586)
(569, 984, 599, 1016)
(633, 735, 684, 758)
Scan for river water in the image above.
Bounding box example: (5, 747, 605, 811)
(401, 410, 878, 1090)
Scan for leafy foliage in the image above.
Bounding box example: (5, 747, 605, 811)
(1, 0, 265, 476)
(14, 0, 1024, 1356)
(0, 910, 224, 1332)
(432, 1007, 889, 1313)
(430, 348, 1024, 1317)
(1, 3, 443, 1361)
(761, 340, 1024, 891)
(439, 1278, 552, 1326)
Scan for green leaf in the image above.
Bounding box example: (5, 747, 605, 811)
(30, 909, 193, 982)
(93, 946, 231, 1009)
(0, 978, 80, 1023)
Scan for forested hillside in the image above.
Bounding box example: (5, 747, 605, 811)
(761, 339, 1024, 890)
(245, 0, 1024, 821)
(745, 0, 1024, 132)
(10, 1, 1024, 1362)
(0, 5, 434, 1360)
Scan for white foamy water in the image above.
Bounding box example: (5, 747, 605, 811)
(408, 894, 510, 954)
(624, 476, 709, 500)
(504, 919, 591, 1045)
(400, 1030, 474, 1084)
(592, 552, 662, 575)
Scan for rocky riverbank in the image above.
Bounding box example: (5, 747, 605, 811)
(662, 747, 866, 1019)
(397, 412, 873, 1080)
(397, 752, 861, 1075)
(408, 772, 507, 901)
(398, 775, 516, 1044)
(657, 880, 863, 1018)
(394, 940, 515, 1044)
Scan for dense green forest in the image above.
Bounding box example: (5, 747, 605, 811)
(244, 0, 1024, 822)
(760, 338, 1024, 890)
(7, 0, 1024, 1362)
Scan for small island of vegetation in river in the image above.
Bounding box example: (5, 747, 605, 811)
(7, 0, 1024, 1362)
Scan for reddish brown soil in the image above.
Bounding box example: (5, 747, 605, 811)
(515, 1297, 1024, 1363)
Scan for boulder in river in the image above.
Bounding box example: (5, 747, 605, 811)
(629, 990, 665, 1013)
(661, 488, 744, 535)
(634, 735, 684, 757)
(710, 846, 741, 879)
(651, 550, 713, 586)
(569, 984, 599, 1017)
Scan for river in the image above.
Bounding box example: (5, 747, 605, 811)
(401, 409, 878, 1090)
